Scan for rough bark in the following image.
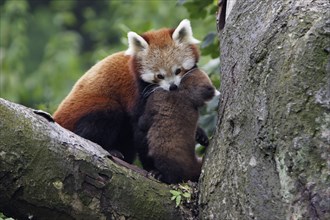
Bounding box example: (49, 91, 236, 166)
(0, 98, 186, 220)
(199, 0, 329, 219)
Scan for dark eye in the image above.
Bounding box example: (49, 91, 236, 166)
(174, 68, 181, 75)
(157, 74, 164, 79)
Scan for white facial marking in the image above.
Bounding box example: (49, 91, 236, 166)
(172, 19, 200, 45)
(125, 31, 149, 56)
(159, 80, 170, 91)
(158, 74, 183, 91)
(171, 66, 179, 73)
(159, 69, 166, 75)
(182, 58, 195, 70)
(174, 75, 182, 86)
(140, 70, 154, 83)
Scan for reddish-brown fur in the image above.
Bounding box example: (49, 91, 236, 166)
(53, 20, 204, 166)
(54, 27, 198, 131)
(53, 52, 137, 130)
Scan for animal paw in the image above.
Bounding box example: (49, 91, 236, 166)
(195, 127, 209, 147)
(148, 170, 163, 180)
(33, 109, 54, 122)
(109, 150, 124, 160)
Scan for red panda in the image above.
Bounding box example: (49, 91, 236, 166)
(137, 68, 219, 184)
(53, 19, 209, 164)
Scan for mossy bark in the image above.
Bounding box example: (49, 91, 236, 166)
(0, 98, 185, 220)
(199, 0, 329, 219)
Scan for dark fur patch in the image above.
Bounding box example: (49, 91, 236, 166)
(134, 38, 145, 50)
(201, 85, 216, 101)
(132, 78, 155, 120)
(154, 159, 184, 184)
(195, 126, 209, 147)
(178, 28, 187, 42)
(132, 78, 157, 171)
(33, 110, 54, 122)
(74, 110, 135, 163)
(153, 157, 198, 184)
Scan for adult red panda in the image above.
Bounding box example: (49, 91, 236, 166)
(53, 19, 209, 163)
(137, 68, 219, 184)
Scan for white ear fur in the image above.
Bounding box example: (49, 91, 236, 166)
(125, 31, 149, 56)
(172, 19, 200, 44)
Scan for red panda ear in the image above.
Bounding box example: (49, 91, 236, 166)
(125, 31, 149, 56)
(172, 19, 200, 45)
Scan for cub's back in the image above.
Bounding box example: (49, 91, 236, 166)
(145, 89, 200, 183)
(141, 68, 218, 183)
(146, 89, 198, 155)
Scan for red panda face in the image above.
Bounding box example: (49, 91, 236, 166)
(138, 42, 197, 91)
(125, 19, 200, 91)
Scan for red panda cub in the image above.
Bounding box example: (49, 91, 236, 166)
(138, 68, 218, 183)
(53, 19, 208, 164)
(137, 68, 219, 184)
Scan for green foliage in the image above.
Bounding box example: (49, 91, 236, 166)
(181, 0, 216, 20)
(170, 190, 182, 207)
(0, 212, 14, 220)
(181, 0, 219, 59)
(170, 184, 192, 207)
(201, 32, 219, 58)
(1, 0, 83, 111)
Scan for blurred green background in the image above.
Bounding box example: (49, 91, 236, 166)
(0, 0, 220, 135)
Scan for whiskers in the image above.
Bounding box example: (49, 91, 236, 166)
(181, 67, 197, 81)
(141, 67, 198, 99)
(142, 84, 161, 98)
(142, 83, 155, 96)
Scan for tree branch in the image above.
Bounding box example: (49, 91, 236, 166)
(0, 98, 186, 219)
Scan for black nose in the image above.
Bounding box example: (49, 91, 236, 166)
(169, 84, 178, 91)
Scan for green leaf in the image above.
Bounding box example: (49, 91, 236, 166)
(210, 5, 218, 14)
(201, 32, 217, 49)
(175, 195, 182, 207)
(178, 184, 190, 191)
(182, 192, 191, 198)
(171, 195, 176, 200)
(201, 39, 220, 58)
(183, 2, 207, 19)
(170, 190, 181, 196)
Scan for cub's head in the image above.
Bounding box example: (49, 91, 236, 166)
(125, 19, 200, 91)
(180, 68, 220, 107)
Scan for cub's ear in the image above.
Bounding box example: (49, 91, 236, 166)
(125, 31, 149, 56)
(172, 19, 200, 44)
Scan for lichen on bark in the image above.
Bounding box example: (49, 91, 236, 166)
(0, 98, 185, 220)
(199, 0, 330, 219)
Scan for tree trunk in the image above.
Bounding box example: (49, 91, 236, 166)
(0, 98, 188, 220)
(199, 0, 329, 219)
